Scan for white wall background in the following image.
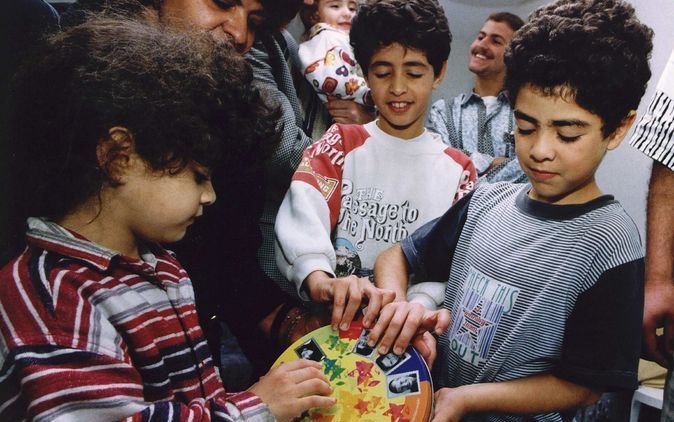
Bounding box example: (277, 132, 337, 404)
(291, 0, 674, 239)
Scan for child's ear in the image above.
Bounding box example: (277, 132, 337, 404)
(432, 61, 448, 89)
(606, 110, 637, 151)
(96, 126, 135, 185)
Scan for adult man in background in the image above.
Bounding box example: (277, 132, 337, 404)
(427, 12, 525, 182)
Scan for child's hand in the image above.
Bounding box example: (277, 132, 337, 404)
(367, 301, 451, 357)
(413, 331, 438, 368)
(249, 360, 336, 422)
(305, 271, 396, 331)
(431, 387, 467, 422)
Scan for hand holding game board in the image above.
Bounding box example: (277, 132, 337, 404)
(273, 318, 434, 422)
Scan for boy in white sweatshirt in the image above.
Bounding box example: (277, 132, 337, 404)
(275, 0, 476, 339)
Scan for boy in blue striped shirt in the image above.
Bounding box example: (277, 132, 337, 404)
(368, 1, 653, 420)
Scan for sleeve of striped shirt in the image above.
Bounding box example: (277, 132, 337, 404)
(629, 48, 674, 170)
(0, 344, 271, 422)
(555, 259, 644, 391)
(401, 190, 475, 282)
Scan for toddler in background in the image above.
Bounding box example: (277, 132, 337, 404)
(298, 0, 373, 107)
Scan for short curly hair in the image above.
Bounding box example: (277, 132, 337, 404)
(8, 16, 279, 225)
(350, 0, 451, 76)
(504, 0, 653, 137)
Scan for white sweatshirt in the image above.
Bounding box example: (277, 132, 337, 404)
(275, 121, 476, 299)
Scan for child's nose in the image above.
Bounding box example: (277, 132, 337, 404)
(529, 134, 555, 161)
(390, 75, 406, 95)
(202, 181, 217, 206)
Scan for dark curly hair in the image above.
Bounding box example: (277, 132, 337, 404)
(504, 0, 653, 137)
(8, 16, 279, 234)
(350, 0, 451, 76)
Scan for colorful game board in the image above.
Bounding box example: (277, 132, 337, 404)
(273, 320, 433, 422)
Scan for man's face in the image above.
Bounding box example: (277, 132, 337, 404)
(468, 19, 514, 78)
(160, 0, 266, 54)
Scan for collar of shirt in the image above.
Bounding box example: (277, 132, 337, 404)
(461, 90, 510, 108)
(24, 217, 169, 276)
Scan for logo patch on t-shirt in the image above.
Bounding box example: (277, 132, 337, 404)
(448, 267, 520, 366)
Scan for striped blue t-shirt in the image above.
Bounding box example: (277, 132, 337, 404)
(402, 182, 644, 422)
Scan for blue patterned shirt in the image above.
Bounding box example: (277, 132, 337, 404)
(426, 91, 526, 183)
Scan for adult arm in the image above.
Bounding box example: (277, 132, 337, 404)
(642, 162, 674, 367)
(483, 155, 527, 183)
(426, 100, 524, 183)
(247, 36, 314, 182)
(326, 98, 375, 125)
(630, 49, 674, 366)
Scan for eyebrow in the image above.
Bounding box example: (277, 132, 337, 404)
(513, 110, 537, 125)
(370, 60, 428, 68)
(514, 110, 590, 128)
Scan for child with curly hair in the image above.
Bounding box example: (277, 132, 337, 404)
(372, 0, 654, 420)
(0, 16, 334, 421)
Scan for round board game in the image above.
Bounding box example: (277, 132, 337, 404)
(273, 319, 433, 422)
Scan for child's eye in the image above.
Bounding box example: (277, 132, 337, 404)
(408, 73, 423, 79)
(558, 134, 580, 143)
(193, 170, 211, 184)
(516, 127, 535, 136)
(373, 72, 390, 78)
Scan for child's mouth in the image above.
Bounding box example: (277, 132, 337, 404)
(389, 102, 411, 112)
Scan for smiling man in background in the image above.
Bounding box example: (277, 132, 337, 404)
(427, 12, 525, 183)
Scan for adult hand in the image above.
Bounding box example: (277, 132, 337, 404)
(327, 98, 375, 124)
(485, 156, 507, 173)
(304, 271, 396, 331)
(249, 360, 335, 422)
(643, 280, 674, 368)
(366, 301, 451, 356)
(431, 387, 467, 422)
